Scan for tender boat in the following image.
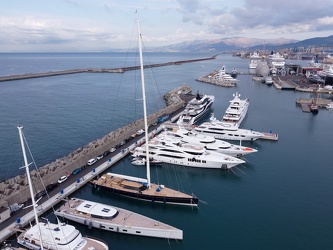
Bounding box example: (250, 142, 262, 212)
(91, 18, 198, 207)
(16, 126, 108, 250)
(265, 76, 273, 85)
(222, 92, 249, 126)
(230, 67, 238, 78)
(177, 92, 214, 126)
(326, 102, 333, 109)
(55, 197, 183, 240)
(193, 114, 264, 141)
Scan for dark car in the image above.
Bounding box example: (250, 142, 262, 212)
(46, 183, 58, 191)
(72, 167, 82, 175)
(35, 190, 47, 200)
(103, 150, 110, 157)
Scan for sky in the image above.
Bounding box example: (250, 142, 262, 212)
(1, 0, 333, 52)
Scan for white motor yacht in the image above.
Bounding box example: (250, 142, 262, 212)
(177, 92, 214, 126)
(214, 66, 239, 86)
(193, 114, 264, 141)
(222, 92, 249, 126)
(132, 137, 245, 170)
(156, 127, 257, 158)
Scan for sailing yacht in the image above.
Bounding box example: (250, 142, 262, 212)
(91, 19, 198, 206)
(16, 126, 108, 250)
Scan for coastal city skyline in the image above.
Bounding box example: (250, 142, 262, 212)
(1, 0, 333, 52)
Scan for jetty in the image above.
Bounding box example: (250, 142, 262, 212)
(0, 55, 217, 82)
(296, 98, 331, 112)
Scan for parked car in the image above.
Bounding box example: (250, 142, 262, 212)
(136, 129, 145, 135)
(103, 150, 110, 157)
(71, 167, 82, 175)
(57, 175, 68, 184)
(46, 183, 58, 191)
(97, 154, 104, 160)
(35, 190, 47, 200)
(87, 158, 97, 165)
(119, 141, 126, 146)
(110, 147, 116, 153)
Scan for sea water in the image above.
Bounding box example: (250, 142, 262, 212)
(0, 52, 332, 249)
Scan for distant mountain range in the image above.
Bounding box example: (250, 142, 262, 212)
(152, 35, 333, 53)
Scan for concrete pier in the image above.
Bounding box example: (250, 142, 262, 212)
(0, 55, 217, 82)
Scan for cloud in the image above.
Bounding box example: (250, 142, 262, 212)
(174, 0, 333, 39)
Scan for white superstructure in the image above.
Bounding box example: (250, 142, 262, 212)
(155, 127, 257, 158)
(132, 136, 245, 170)
(193, 114, 264, 141)
(177, 92, 214, 126)
(214, 66, 239, 86)
(266, 52, 285, 75)
(222, 92, 249, 126)
(249, 52, 262, 69)
(55, 198, 183, 240)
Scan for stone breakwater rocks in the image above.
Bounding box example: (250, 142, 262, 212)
(0, 85, 191, 206)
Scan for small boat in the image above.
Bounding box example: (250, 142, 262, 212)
(326, 102, 333, 109)
(310, 103, 319, 114)
(55, 197, 183, 240)
(231, 67, 238, 78)
(265, 76, 273, 85)
(132, 157, 146, 165)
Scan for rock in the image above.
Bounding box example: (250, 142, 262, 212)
(4, 188, 14, 196)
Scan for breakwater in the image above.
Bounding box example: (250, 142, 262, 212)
(0, 55, 217, 82)
(0, 85, 191, 210)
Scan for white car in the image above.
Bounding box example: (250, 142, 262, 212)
(97, 154, 104, 160)
(110, 147, 116, 153)
(58, 175, 68, 184)
(136, 129, 145, 135)
(87, 158, 97, 165)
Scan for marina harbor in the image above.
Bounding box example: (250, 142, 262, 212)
(0, 51, 332, 249)
(0, 83, 278, 244)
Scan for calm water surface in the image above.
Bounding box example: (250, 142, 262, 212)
(0, 53, 332, 249)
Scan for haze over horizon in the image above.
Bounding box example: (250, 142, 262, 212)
(1, 0, 333, 52)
